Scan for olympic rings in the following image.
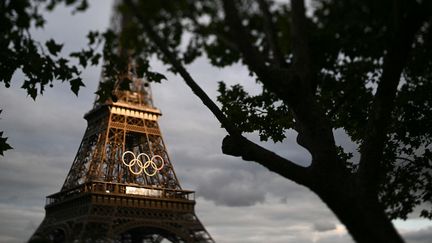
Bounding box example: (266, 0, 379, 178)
(122, 151, 165, 176)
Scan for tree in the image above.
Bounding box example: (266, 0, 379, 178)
(102, 1, 432, 242)
(1, 0, 432, 242)
(0, 0, 98, 155)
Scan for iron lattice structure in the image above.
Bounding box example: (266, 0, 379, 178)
(29, 77, 214, 243)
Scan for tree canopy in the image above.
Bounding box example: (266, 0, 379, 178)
(1, 0, 432, 242)
(0, 0, 97, 153)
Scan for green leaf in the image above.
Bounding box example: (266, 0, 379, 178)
(70, 78, 85, 95)
(145, 71, 167, 83)
(95, 79, 116, 103)
(75, 0, 89, 12)
(21, 80, 38, 100)
(90, 53, 101, 65)
(45, 39, 63, 56)
(70, 51, 88, 68)
(0, 131, 13, 156)
(87, 31, 100, 45)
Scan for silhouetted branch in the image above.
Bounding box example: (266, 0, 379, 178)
(290, 0, 312, 88)
(124, 0, 310, 186)
(358, 2, 430, 194)
(124, 0, 239, 136)
(257, 0, 286, 67)
(221, 0, 340, 171)
(222, 135, 311, 186)
(222, 0, 282, 80)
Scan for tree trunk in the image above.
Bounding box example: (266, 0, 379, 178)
(319, 190, 405, 243)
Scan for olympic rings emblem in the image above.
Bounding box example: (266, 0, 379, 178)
(122, 151, 165, 176)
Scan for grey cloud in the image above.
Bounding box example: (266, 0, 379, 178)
(196, 169, 267, 206)
(313, 221, 337, 232)
(30, 0, 113, 54)
(313, 226, 432, 243)
(195, 198, 352, 243)
(0, 150, 69, 208)
(0, 204, 44, 243)
(169, 142, 312, 207)
(315, 234, 353, 243)
(403, 227, 432, 243)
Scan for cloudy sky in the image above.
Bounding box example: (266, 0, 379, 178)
(0, 1, 431, 242)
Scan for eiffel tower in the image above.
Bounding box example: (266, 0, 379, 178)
(29, 47, 214, 243)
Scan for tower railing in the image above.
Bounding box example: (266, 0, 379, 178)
(46, 181, 195, 206)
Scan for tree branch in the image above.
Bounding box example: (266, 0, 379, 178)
(221, 0, 298, 108)
(290, 0, 313, 89)
(221, 0, 295, 96)
(222, 0, 282, 81)
(222, 135, 311, 186)
(257, 0, 286, 67)
(287, 0, 342, 170)
(216, 33, 240, 52)
(358, 1, 430, 194)
(124, 0, 311, 186)
(222, 0, 340, 172)
(395, 156, 415, 165)
(183, 4, 239, 52)
(124, 0, 239, 136)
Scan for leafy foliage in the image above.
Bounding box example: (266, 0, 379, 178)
(105, 0, 432, 222)
(309, 0, 432, 219)
(0, 110, 13, 156)
(0, 0, 101, 154)
(217, 82, 293, 142)
(0, 0, 93, 99)
(0, 131, 12, 156)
